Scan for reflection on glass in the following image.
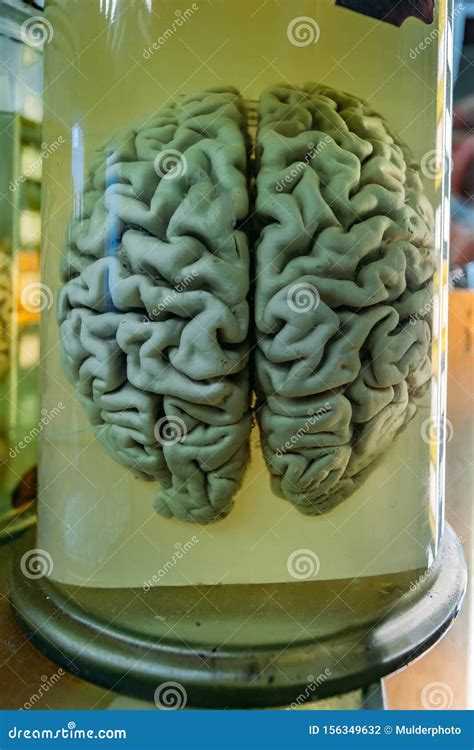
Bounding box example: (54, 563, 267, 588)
(38, 0, 450, 619)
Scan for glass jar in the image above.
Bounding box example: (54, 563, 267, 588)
(26, 0, 459, 703)
(0, 4, 43, 538)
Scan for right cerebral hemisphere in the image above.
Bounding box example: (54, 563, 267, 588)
(254, 84, 434, 515)
(58, 83, 435, 523)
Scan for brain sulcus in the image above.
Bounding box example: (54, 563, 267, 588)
(58, 85, 434, 523)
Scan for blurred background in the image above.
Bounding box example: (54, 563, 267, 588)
(0, 0, 42, 544)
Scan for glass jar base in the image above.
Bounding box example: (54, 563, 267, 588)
(8, 525, 466, 709)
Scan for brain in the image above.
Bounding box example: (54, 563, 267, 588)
(58, 84, 434, 523)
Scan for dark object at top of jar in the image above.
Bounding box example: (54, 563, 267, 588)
(335, 0, 435, 26)
(12, 466, 37, 508)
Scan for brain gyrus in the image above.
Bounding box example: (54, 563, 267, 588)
(58, 85, 435, 523)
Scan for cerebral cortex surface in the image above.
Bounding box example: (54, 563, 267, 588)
(254, 85, 434, 514)
(58, 89, 252, 523)
(59, 84, 435, 523)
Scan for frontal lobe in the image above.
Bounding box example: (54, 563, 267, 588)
(58, 89, 252, 524)
(254, 84, 434, 515)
